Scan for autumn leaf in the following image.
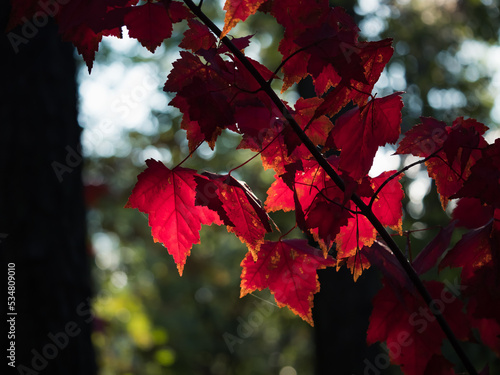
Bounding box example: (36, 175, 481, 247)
(125, 159, 222, 275)
(397, 117, 489, 208)
(196, 172, 272, 257)
(305, 195, 352, 255)
(180, 19, 217, 52)
(411, 222, 456, 275)
(451, 138, 500, 208)
(335, 213, 376, 262)
(439, 221, 500, 325)
(124, 1, 184, 53)
(240, 239, 336, 325)
(294, 97, 334, 147)
(367, 280, 470, 375)
(396, 117, 448, 157)
(330, 93, 403, 181)
(370, 170, 404, 234)
(363, 241, 414, 295)
(452, 197, 494, 229)
(221, 0, 267, 38)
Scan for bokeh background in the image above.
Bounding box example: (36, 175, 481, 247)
(63, 0, 500, 374)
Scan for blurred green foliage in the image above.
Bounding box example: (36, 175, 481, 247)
(78, 0, 500, 374)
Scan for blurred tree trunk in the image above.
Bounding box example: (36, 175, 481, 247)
(313, 267, 384, 375)
(0, 8, 96, 375)
(298, 73, 385, 375)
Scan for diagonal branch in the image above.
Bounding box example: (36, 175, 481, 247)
(181, 1, 478, 374)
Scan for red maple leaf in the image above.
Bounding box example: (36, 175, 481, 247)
(396, 117, 489, 208)
(367, 280, 470, 375)
(451, 138, 500, 208)
(411, 222, 456, 275)
(125, 159, 222, 275)
(370, 170, 404, 234)
(467, 299, 500, 356)
(452, 197, 494, 229)
(266, 163, 403, 277)
(60, 25, 104, 73)
(294, 97, 334, 147)
(179, 19, 217, 52)
(334, 171, 403, 279)
(265, 157, 339, 215)
(293, 17, 364, 83)
(271, 0, 392, 101)
(363, 241, 414, 295)
(125, 1, 189, 53)
(240, 239, 336, 325)
(335, 213, 376, 263)
(221, 0, 267, 38)
(313, 39, 393, 118)
(179, 76, 235, 141)
(396, 117, 448, 157)
(305, 195, 352, 254)
(439, 220, 500, 325)
(196, 172, 272, 257)
(330, 93, 403, 181)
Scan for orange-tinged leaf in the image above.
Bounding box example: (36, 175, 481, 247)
(294, 97, 334, 147)
(439, 221, 500, 323)
(335, 213, 376, 260)
(396, 117, 448, 157)
(397, 116, 489, 208)
(221, 0, 266, 38)
(451, 138, 500, 208)
(196, 172, 272, 257)
(306, 195, 352, 256)
(240, 239, 336, 325)
(265, 157, 342, 216)
(126, 159, 222, 275)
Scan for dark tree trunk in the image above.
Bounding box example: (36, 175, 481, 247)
(297, 56, 386, 375)
(1, 8, 96, 375)
(312, 267, 384, 375)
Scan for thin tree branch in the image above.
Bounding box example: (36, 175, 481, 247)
(368, 148, 442, 208)
(181, 2, 478, 373)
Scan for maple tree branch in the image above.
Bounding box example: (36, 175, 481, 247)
(175, 140, 204, 168)
(270, 44, 315, 81)
(368, 148, 442, 208)
(295, 182, 361, 215)
(227, 126, 285, 174)
(435, 154, 467, 181)
(182, 2, 478, 373)
(348, 84, 375, 100)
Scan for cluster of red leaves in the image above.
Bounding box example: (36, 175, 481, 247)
(371, 119, 500, 374)
(10, 0, 499, 373)
(7, 0, 191, 71)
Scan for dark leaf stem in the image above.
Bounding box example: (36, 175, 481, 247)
(368, 148, 442, 208)
(181, 1, 477, 373)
